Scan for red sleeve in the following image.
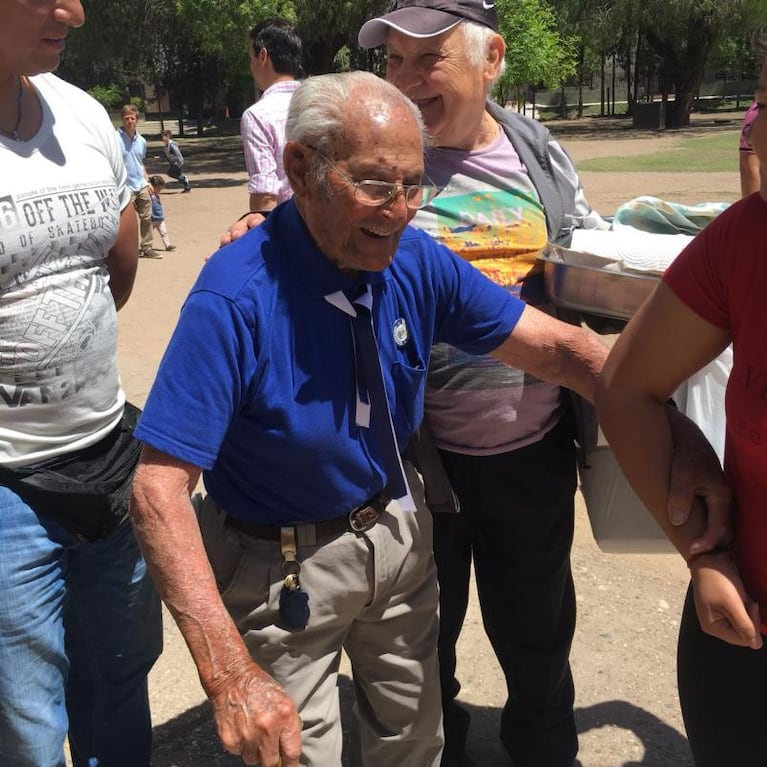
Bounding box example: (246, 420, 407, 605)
(664, 223, 727, 330)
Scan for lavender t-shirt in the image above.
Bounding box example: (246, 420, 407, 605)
(415, 130, 562, 455)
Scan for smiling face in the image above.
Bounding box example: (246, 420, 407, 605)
(287, 96, 425, 276)
(0, 0, 84, 80)
(384, 25, 503, 150)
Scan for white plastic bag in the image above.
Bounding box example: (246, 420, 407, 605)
(673, 346, 732, 465)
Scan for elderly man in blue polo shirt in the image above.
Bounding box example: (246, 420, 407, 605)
(129, 71, 607, 767)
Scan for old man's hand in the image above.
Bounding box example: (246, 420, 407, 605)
(209, 665, 302, 766)
(666, 404, 733, 557)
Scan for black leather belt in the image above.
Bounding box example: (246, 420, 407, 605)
(225, 492, 390, 542)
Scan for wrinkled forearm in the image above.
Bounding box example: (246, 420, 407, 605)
(129, 459, 255, 698)
(491, 307, 608, 403)
(552, 324, 609, 403)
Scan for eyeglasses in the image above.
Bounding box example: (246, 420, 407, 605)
(306, 145, 441, 210)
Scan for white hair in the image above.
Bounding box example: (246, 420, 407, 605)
(458, 21, 506, 85)
(286, 70, 427, 161)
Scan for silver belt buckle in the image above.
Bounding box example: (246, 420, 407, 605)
(348, 503, 380, 533)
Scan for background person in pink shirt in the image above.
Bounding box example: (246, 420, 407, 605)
(241, 17, 303, 214)
(739, 100, 762, 197)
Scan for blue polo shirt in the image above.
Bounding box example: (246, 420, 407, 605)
(116, 128, 149, 192)
(135, 200, 524, 524)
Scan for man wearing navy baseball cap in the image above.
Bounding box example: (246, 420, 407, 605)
(359, 2, 610, 766)
(358, 0, 497, 47)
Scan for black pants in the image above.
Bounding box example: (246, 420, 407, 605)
(432, 413, 578, 767)
(677, 585, 767, 767)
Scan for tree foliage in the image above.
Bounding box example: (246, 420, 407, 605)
(636, 0, 745, 125)
(56, 0, 767, 130)
(494, 0, 576, 108)
(294, 0, 390, 74)
(555, 0, 767, 126)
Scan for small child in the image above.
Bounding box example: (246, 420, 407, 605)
(161, 130, 191, 192)
(148, 176, 176, 251)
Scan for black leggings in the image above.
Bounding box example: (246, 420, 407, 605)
(677, 585, 767, 767)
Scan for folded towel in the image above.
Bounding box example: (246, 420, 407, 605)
(613, 196, 729, 235)
(570, 228, 693, 274)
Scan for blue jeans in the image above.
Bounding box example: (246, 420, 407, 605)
(0, 486, 163, 767)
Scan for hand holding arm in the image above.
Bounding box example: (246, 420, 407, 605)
(130, 447, 301, 765)
(596, 284, 731, 556)
(594, 283, 762, 648)
(665, 404, 733, 555)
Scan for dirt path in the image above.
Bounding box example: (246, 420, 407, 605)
(112, 115, 743, 766)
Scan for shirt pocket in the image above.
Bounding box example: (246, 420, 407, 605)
(391, 356, 427, 439)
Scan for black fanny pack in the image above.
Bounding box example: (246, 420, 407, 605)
(0, 402, 143, 541)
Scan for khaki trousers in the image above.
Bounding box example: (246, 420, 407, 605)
(130, 187, 153, 254)
(198, 470, 443, 767)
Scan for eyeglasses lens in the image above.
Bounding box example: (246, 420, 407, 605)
(354, 181, 437, 210)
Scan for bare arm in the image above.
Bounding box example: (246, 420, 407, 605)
(106, 204, 138, 310)
(490, 304, 608, 403)
(595, 283, 761, 648)
(130, 446, 302, 765)
(740, 152, 761, 197)
(596, 284, 729, 551)
(249, 192, 278, 213)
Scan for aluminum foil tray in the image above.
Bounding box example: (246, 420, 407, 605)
(539, 244, 660, 321)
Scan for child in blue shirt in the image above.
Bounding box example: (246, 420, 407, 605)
(149, 175, 176, 251)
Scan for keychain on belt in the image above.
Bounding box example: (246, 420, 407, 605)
(278, 526, 310, 632)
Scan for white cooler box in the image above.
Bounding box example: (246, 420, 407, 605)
(578, 430, 673, 554)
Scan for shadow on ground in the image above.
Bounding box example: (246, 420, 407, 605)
(152, 178, 247, 192)
(145, 135, 248, 180)
(150, 676, 691, 767)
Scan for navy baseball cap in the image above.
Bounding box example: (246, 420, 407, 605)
(358, 0, 498, 49)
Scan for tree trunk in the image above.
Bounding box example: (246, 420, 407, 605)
(644, 15, 713, 129)
(666, 80, 698, 127)
(600, 53, 605, 117)
(577, 45, 584, 119)
(301, 34, 346, 75)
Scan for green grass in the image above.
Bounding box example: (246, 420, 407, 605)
(577, 131, 740, 172)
